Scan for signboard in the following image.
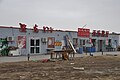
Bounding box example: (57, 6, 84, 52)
(55, 41, 62, 51)
(17, 36, 26, 49)
(78, 28, 90, 37)
(19, 23, 54, 33)
(55, 42, 62, 46)
(47, 37, 55, 48)
(92, 30, 109, 37)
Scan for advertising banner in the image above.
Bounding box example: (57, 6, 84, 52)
(17, 36, 26, 49)
(47, 37, 55, 48)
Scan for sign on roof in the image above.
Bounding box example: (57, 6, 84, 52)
(78, 28, 90, 37)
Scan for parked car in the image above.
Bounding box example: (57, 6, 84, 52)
(8, 46, 21, 56)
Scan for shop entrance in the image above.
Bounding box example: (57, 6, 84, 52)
(98, 40, 103, 51)
(30, 38, 41, 54)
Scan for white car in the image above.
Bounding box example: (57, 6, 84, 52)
(9, 49, 21, 56)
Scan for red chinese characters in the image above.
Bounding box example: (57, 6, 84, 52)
(78, 28, 90, 37)
(33, 24, 39, 33)
(43, 26, 46, 32)
(101, 30, 105, 37)
(97, 30, 100, 36)
(43, 26, 53, 33)
(49, 27, 53, 33)
(92, 30, 109, 37)
(19, 23, 54, 33)
(92, 30, 96, 36)
(19, 23, 27, 32)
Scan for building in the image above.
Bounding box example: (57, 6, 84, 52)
(0, 24, 119, 55)
(109, 33, 120, 49)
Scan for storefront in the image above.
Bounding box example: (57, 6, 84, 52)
(0, 23, 119, 55)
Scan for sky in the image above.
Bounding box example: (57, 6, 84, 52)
(0, 0, 120, 33)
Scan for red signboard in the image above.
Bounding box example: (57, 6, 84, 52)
(78, 28, 90, 37)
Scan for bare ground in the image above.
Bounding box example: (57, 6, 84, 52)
(0, 56, 120, 80)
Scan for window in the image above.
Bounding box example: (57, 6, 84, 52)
(36, 39, 40, 46)
(30, 39, 34, 46)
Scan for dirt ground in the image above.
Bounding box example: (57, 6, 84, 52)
(0, 55, 120, 80)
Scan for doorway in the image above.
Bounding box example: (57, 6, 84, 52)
(98, 40, 103, 51)
(30, 38, 41, 54)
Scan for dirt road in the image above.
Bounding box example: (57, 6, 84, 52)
(0, 51, 119, 63)
(0, 55, 120, 80)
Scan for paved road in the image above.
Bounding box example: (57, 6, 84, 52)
(0, 51, 120, 63)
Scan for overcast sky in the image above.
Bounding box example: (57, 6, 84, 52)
(0, 0, 120, 33)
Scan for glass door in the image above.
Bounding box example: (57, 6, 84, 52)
(35, 39, 40, 53)
(30, 38, 40, 54)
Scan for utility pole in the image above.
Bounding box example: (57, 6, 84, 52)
(82, 24, 87, 28)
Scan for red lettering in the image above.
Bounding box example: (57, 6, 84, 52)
(50, 27, 53, 33)
(92, 30, 96, 36)
(97, 30, 100, 37)
(92, 30, 109, 37)
(46, 27, 49, 31)
(43, 26, 53, 33)
(43, 26, 46, 32)
(19, 23, 26, 32)
(33, 24, 39, 33)
(102, 30, 105, 37)
(78, 28, 90, 37)
(86, 29, 90, 37)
